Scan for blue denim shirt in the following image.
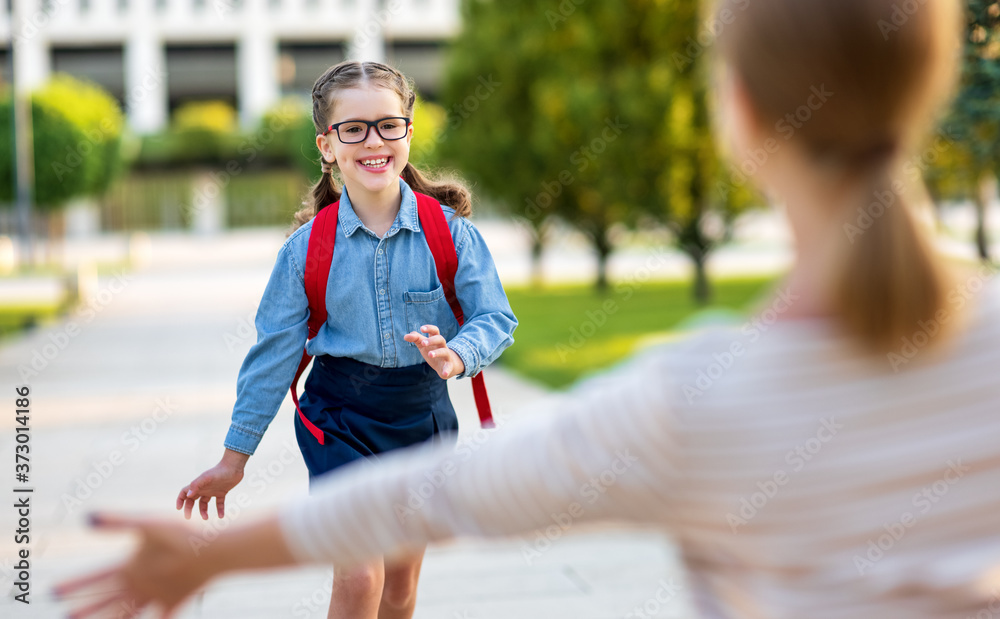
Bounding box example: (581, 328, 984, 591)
(225, 179, 518, 455)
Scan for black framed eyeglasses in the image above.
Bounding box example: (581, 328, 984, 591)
(321, 117, 411, 144)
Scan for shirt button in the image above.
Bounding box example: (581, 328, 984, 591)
(379, 289, 385, 295)
(378, 249, 383, 255)
(384, 332, 391, 339)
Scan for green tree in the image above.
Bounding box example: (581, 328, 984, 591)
(440, 0, 758, 297)
(0, 75, 123, 212)
(934, 0, 1000, 262)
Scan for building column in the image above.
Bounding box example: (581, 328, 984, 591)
(125, 2, 168, 133)
(349, 0, 387, 62)
(237, 0, 279, 129)
(12, 0, 50, 95)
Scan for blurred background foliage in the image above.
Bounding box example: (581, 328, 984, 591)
(1, 0, 997, 291)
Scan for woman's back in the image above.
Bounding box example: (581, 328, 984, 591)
(662, 276, 1000, 618)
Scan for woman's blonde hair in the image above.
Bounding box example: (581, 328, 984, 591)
(291, 60, 472, 232)
(716, 0, 965, 354)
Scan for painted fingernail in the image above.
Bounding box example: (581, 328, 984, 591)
(429, 351, 435, 358)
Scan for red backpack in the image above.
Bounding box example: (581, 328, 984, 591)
(289, 191, 494, 445)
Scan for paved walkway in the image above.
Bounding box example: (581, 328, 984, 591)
(0, 228, 694, 618)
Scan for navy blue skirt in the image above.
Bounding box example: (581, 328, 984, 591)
(294, 355, 459, 483)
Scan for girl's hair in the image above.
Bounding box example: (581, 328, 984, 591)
(715, 0, 964, 354)
(291, 60, 472, 231)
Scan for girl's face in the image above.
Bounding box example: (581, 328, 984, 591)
(316, 84, 413, 204)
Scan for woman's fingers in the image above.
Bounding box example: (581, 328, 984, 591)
(54, 566, 120, 598)
(216, 495, 226, 519)
(68, 591, 141, 619)
(198, 496, 211, 521)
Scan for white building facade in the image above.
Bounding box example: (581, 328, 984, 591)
(0, 0, 460, 132)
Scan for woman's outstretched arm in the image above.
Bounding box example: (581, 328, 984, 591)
(58, 348, 682, 617)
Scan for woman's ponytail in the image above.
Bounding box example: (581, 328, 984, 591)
(831, 158, 954, 356)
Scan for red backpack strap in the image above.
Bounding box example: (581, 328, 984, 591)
(415, 192, 495, 429)
(289, 201, 338, 445)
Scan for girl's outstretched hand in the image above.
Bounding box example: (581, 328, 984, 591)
(176, 449, 249, 520)
(54, 514, 214, 619)
(404, 324, 466, 380)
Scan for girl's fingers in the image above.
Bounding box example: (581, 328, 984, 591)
(216, 495, 226, 519)
(421, 335, 447, 348)
(183, 497, 195, 520)
(421, 325, 440, 337)
(198, 497, 210, 520)
(175, 487, 189, 511)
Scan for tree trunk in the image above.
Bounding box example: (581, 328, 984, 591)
(594, 228, 612, 293)
(693, 254, 710, 305)
(975, 172, 995, 263)
(530, 228, 545, 290)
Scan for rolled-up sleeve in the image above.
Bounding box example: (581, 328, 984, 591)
(225, 240, 310, 455)
(446, 217, 517, 379)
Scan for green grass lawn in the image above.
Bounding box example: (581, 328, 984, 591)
(0, 303, 64, 339)
(498, 276, 779, 389)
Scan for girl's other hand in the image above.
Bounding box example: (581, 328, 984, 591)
(54, 514, 214, 619)
(176, 449, 249, 520)
(404, 324, 466, 380)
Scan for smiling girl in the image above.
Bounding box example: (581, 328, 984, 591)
(172, 60, 517, 619)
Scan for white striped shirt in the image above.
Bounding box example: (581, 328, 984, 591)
(282, 276, 1000, 618)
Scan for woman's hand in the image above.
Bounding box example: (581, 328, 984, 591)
(55, 515, 216, 619)
(56, 513, 299, 618)
(176, 449, 249, 520)
(404, 324, 466, 379)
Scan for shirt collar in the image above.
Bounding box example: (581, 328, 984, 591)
(337, 178, 421, 237)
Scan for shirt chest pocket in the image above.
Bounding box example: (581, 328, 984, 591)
(403, 285, 460, 340)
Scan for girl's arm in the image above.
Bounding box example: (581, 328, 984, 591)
(179, 236, 310, 520)
(443, 217, 518, 378)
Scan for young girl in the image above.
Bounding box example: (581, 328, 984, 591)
(173, 60, 516, 619)
(61, 1, 1000, 618)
